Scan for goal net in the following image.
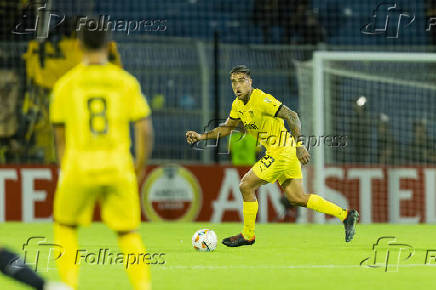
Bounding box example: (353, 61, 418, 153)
(295, 52, 436, 224)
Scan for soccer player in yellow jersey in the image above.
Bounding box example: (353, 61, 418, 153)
(186, 65, 359, 247)
(49, 25, 152, 289)
(23, 17, 122, 163)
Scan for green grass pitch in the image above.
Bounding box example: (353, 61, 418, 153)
(1, 222, 435, 290)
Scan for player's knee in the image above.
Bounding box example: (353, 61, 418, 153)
(291, 200, 306, 207)
(286, 194, 307, 207)
(239, 181, 250, 195)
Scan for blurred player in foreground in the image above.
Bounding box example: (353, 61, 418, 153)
(0, 247, 71, 289)
(50, 23, 153, 289)
(186, 65, 359, 247)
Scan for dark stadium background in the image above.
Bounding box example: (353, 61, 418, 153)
(0, 0, 435, 222)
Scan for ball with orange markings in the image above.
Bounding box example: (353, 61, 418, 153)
(192, 229, 217, 252)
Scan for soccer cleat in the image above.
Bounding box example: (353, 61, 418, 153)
(343, 209, 359, 242)
(222, 233, 255, 247)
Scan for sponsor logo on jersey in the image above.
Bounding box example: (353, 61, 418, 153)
(244, 122, 258, 129)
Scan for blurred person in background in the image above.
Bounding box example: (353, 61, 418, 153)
(229, 131, 259, 166)
(253, 0, 325, 47)
(407, 119, 436, 164)
(0, 67, 26, 163)
(376, 113, 395, 165)
(0, 0, 32, 163)
(279, 0, 325, 46)
(23, 16, 121, 163)
(252, 0, 279, 44)
(0, 0, 29, 41)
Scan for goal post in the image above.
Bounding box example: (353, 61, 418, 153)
(307, 51, 436, 224)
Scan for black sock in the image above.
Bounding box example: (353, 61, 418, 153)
(0, 248, 45, 290)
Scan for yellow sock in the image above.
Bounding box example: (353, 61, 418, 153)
(118, 232, 151, 290)
(54, 223, 79, 290)
(242, 201, 258, 239)
(307, 194, 348, 221)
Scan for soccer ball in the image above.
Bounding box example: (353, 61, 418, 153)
(192, 229, 217, 252)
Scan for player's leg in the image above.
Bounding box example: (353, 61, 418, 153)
(116, 230, 151, 290)
(240, 168, 268, 239)
(53, 179, 96, 290)
(222, 168, 268, 247)
(101, 178, 151, 290)
(281, 178, 346, 218)
(53, 222, 79, 290)
(281, 178, 359, 242)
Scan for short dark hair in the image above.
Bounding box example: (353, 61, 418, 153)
(78, 18, 110, 50)
(229, 65, 251, 77)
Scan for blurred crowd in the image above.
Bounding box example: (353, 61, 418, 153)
(0, 5, 121, 163)
(0, 0, 434, 165)
(252, 0, 325, 45)
(334, 96, 436, 165)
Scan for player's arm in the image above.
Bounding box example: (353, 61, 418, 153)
(53, 124, 66, 166)
(135, 117, 153, 179)
(276, 105, 310, 164)
(186, 117, 240, 144)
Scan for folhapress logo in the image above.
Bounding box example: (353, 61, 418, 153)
(360, 236, 415, 272)
(12, 0, 65, 39)
(361, 2, 415, 38)
(21, 236, 64, 272)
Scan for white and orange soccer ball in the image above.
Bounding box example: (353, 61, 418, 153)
(192, 229, 217, 252)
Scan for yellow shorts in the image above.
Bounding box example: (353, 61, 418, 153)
(54, 171, 141, 232)
(252, 148, 302, 185)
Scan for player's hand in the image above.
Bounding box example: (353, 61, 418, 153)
(186, 131, 202, 144)
(296, 146, 310, 165)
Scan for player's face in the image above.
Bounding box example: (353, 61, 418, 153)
(230, 73, 252, 100)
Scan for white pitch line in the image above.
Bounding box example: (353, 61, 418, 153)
(157, 264, 436, 270)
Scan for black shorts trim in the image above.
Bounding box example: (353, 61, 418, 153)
(54, 220, 78, 228)
(274, 104, 283, 117)
(229, 116, 240, 120)
(52, 122, 65, 127)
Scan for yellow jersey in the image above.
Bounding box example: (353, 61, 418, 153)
(50, 63, 150, 182)
(229, 88, 295, 154)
